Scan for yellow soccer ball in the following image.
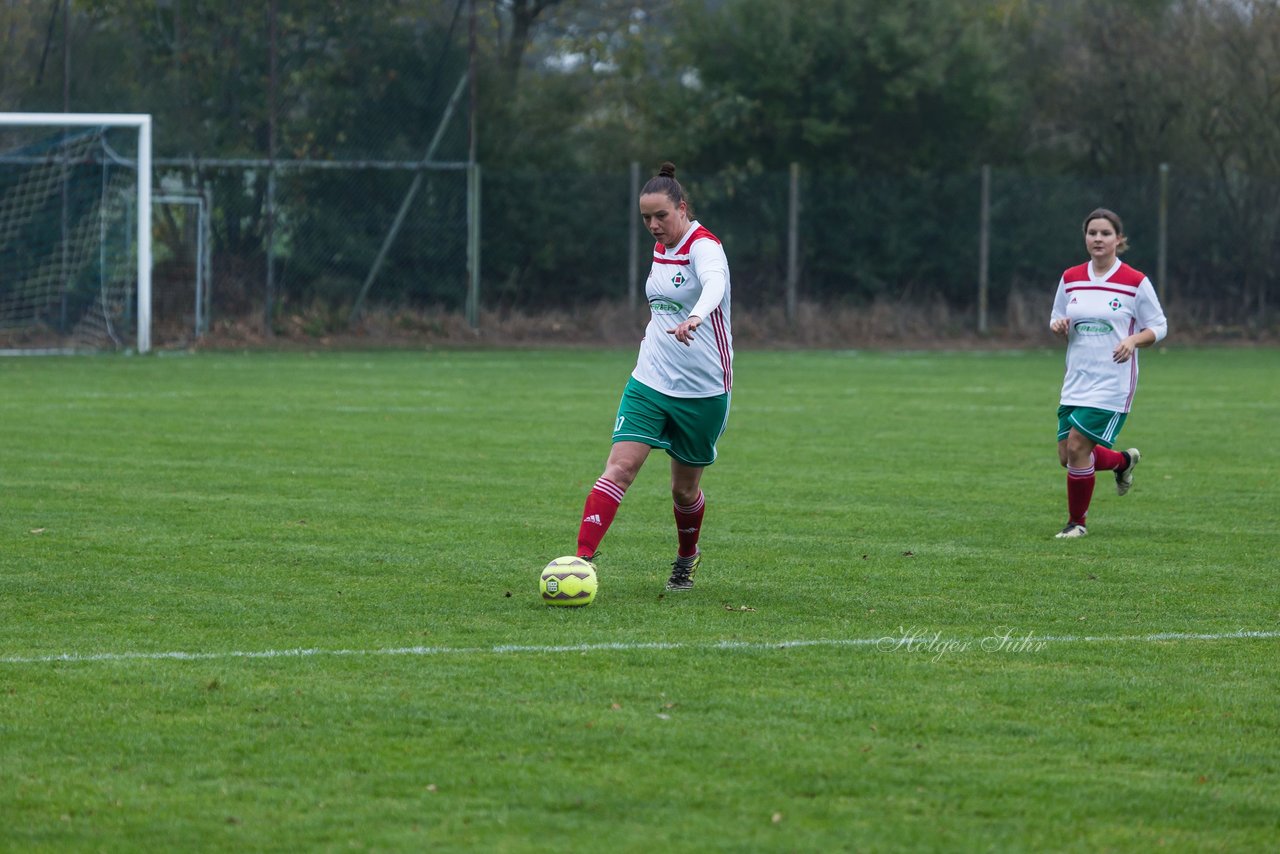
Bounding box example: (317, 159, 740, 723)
(540, 556, 598, 607)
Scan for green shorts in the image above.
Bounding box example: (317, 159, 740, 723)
(613, 377, 730, 467)
(1057, 405, 1127, 449)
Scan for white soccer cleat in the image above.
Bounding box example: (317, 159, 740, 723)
(1116, 448, 1141, 496)
(1055, 523, 1088, 539)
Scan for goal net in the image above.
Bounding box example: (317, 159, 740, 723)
(0, 114, 152, 353)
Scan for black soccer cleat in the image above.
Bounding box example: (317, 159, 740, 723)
(666, 550, 701, 591)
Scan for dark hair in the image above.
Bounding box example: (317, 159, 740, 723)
(640, 161, 693, 217)
(1082, 207, 1130, 254)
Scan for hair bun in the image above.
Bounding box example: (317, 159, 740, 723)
(658, 161, 677, 179)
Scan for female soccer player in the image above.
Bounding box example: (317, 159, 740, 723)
(573, 162, 733, 590)
(1049, 208, 1168, 538)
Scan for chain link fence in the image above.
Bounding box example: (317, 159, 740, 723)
(137, 161, 1276, 345)
(150, 158, 471, 343)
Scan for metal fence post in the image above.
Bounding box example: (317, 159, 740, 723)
(466, 162, 481, 329)
(978, 164, 991, 335)
(201, 186, 213, 336)
(1157, 162, 1169, 305)
(786, 162, 800, 324)
(265, 165, 276, 336)
(265, 0, 278, 338)
(629, 161, 640, 311)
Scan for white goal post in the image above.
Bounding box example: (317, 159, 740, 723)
(0, 113, 152, 353)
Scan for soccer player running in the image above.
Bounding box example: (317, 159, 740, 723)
(573, 162, 733, 590)
(1049, 208, 1168, 538)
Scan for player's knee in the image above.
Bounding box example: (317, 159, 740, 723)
(1066, 435, 1091, 460)
(671, 485, 699, 506)
(603, 463, 640, 489)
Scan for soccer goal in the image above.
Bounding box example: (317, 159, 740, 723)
(0, 113, 152, 354)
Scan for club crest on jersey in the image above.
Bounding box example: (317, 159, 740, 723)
(670, 271, 687, 287)
(1109, 297, 1122, 311)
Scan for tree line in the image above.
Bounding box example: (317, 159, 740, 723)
(3, 0, 1277, 328)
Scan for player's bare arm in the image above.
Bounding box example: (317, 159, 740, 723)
(1112, 328, 1157, 363)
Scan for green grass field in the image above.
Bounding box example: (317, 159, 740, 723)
(2, 346, 1277, 852)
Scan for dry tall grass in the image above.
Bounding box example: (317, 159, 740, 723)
(128, 293, 1280, 351)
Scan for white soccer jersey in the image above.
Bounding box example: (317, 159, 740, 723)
(632, 221, 734, 398)
(1050, 259, 1168, 412)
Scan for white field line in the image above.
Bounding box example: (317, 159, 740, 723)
(1, 630, 1276, 666)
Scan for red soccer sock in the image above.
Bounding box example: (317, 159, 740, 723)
(1091, 447, 1127, 471)
(673, 491, 705, 558)
(1066, 464, 1096, 526)
(577, 477, 625, 558)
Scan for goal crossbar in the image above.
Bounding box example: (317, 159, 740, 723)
(0, 112, 152, 352)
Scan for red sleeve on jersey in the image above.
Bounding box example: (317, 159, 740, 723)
(676, 225, 721, 255)
(1061, 263, 1090, 284)
(1108, 263, 1147, 287)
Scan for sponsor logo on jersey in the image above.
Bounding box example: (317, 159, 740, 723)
(671, 271, 687, 287)
(1109, 298, 1122, 311)
(1069, 296, 1079, 305)
(1073, 319, 1114, 335)
(649, 297, 684, 314)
